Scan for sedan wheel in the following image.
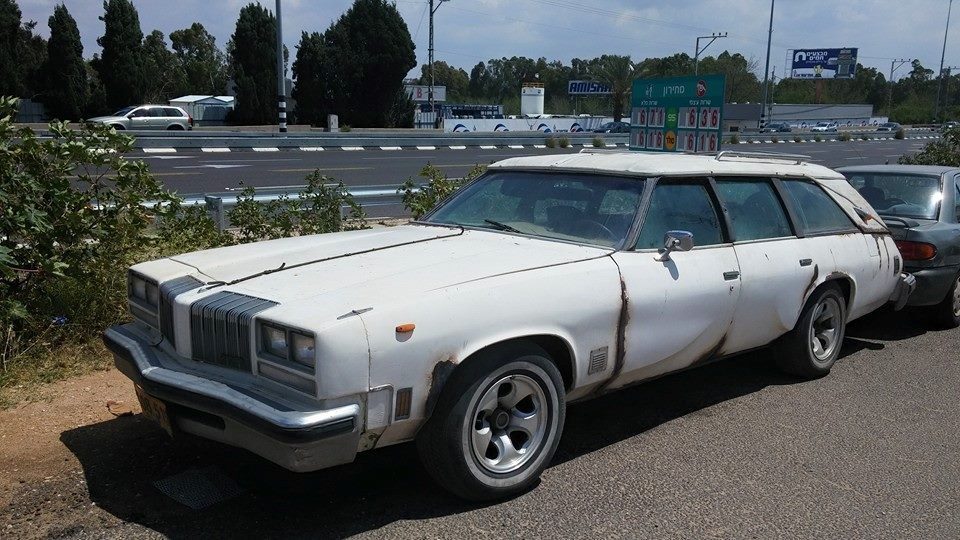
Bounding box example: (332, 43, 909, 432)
(417, 342, 565, 501)
(932, 274, 960, 329)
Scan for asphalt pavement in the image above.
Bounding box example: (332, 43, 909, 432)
(6, 307, 956, 538)
(137, 137, 935, 198)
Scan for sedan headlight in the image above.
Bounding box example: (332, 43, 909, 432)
(129, 273, 159, 307)
(259, 322, 316, 369)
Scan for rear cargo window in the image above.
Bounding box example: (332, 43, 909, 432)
(782, 181, 856, 235)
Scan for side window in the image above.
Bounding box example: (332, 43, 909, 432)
(635, 182, 724, 250)
(128, 108, 148, 118)
(149, 108, 166, 117)
(714, 179, 793, 241)
(165, 107, 185, 117)
(781, 181, 855, 234)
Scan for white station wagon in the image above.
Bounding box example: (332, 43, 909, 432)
(105, 150, 914, 500)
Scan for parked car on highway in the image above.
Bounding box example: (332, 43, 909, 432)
(592, 121, 630, 133)
(811, 122, 839, 133)
(87, 105, 193, 131)
(876, 122, 902, 132)
(105, 150, 912, 501)
(840, 164, 960, 327)
(760, 122, 792, 133)
(943, 121, 959, 132)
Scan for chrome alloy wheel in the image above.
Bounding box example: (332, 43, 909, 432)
(952, 276, 960, 318)
(469, 374, 548, 475)
(810, 296, 843, 362)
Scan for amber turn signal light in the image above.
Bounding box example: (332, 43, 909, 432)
(395, 323, 416, 333)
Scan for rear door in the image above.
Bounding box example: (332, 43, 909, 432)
(610, 178, 741, 387)
(713, 177, 815, 352)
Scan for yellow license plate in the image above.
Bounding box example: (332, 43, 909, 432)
(135, 385, 173, 436)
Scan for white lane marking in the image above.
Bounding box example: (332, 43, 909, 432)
(300, 146, 324, 151)
(480, 145, 497, 149)
(508, 145, 524, 149)
(341, 146, 364, 151)
(416, 145, 437, 150)
(844, 157, 863, 160)
(884, 154, 903, 158)
(449, 145, 467, 150)
(606, 143, 618, 148)
(252, 147, 280, 152)
(581, 144, 591, 148)
(143, 147, 176, 153)
(380, 146, 402, 151)
(174, 164, 251, 169)
(201, 147, 231, 153)
(533, 145, 546, 149)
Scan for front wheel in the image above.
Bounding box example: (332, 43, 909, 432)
(416, 342, 565, 501)
(775, 284, 847, 378)
(930, 273, 960, 329)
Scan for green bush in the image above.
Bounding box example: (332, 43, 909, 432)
(770, 135, 779, 144)
(340, 124, 352, 132)
(794, 135, 802, 143)
(729, 133, 740, 144)
(899, 128, 960, 166)
(592, 136, 605, 148)
(838, 132, 852, 142)
(814, 134, 823, 142)
(895, 128, 906, 140)
(545, 136, 558, 148)
(558, 136, 571, 148)
(398, 163, 487, 219)
(861, 133, 870, 141)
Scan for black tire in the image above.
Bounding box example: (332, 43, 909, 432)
(416, 342, 565, 501)
(167, 124, 185, 130)
(930, 272, 960, 329)
(775, 283, 847, 378)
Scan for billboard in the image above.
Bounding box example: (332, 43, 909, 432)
(568, 80, 612, 95)
(405, 85, 446, 102)
(789, 48, 858, 79)
(630, 74, 725, 153)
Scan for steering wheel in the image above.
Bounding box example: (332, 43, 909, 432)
(571, 219, 616, 243)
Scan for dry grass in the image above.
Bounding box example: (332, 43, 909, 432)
(0, 339, 113, 408)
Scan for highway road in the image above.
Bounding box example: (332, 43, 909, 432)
(138, 137, 935, 199)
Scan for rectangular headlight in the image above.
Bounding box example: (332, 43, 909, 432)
(261, 323, 288, 359)
(291, 332, 315, 368)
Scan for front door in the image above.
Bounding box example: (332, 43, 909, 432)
(610, 179, 741, 389)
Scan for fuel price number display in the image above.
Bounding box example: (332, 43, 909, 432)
(630, 74, 725, 153)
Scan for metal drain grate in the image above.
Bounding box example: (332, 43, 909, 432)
(153, 466, 245, 510)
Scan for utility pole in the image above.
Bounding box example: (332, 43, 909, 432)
(428, 0, 449, 127)
(759, 0, 775, 129)
(935, 0, 954, 122)
(694, 32, 727, 76)
(888, 58, 911, 118)
(275, 0, 286, 133)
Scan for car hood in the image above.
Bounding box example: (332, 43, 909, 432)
(87, 115, 124, 123)
(170, 225, 610, 304)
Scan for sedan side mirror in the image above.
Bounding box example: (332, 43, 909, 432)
(655, 230, 694, 262)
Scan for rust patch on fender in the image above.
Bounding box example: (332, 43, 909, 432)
(687, 333, 728, 369)
(595, 274, 629, 395)
(424, 357, 456, 418)
(802, 264, 821, 305)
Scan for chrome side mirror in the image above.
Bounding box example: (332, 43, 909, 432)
(656, 230, 694, 262)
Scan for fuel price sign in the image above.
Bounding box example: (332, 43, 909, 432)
(630, 74, 726, 153)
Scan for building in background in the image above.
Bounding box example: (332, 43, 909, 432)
(168, 95, 236, 126)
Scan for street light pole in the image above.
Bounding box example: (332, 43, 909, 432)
(888, 58, 911, 118)
(935, 0, 954, 122)
(275, 0, 286, 133)
(428, 0, 449, 127)
(759, 0, 775, 129)
(694, 32, 728, 76)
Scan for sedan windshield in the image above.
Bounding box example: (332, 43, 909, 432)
(424, 171, 645, 247)
(112, 106, 136, 116)
(847, 173, 942, 220)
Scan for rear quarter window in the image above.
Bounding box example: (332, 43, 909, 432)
(782, 180, 856, 235)
(164, 108, 185, 117)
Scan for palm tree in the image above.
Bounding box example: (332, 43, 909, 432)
(591, 55, 642, 122)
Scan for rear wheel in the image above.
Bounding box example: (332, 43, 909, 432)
(166, 124, 185, 131)
(416, 342, 565, 501)
(930, 273, 960, 329)
(775, 283, 847, 378)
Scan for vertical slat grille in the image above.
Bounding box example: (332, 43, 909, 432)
(190, 291, 277, 372)
(159, 276, 203, 346)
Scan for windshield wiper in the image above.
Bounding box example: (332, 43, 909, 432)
(483, 219, 524, 234)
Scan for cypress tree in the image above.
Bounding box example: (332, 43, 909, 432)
(0, 0, 23, 96)
(97, 0, 144, 109)
(229, 3, 277, 125)
(43, 4, 87, 120)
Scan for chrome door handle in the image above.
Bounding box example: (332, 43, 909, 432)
(723, 271, 740, 280)
(800, 258, 813, 267)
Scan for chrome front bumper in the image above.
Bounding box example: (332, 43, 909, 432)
(888, 272, 917, 311)
(103, 324, 362, 472)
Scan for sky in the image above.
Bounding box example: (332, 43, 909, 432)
(16, 0, 960, 83)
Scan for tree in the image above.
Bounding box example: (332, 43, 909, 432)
(417, 61, 468, 102)
(97, 0, 144, 109)
(319, 0, 416, 127)
(84, 58, 108, 117)
(17, 19, 47, 99)
(43, 4, 87, 121)
(696, 51, 760, 103)
(170, 23, 227, 95)
(229, 3, 277, 125)
(141, 30, 183, 102)
(291, 31, 325, 126)
(591, 55, 641, 121)
(468, 61, 489, 99)
(0, 0, 22, 96)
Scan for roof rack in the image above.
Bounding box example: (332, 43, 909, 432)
(578, 148, 630, 154)
(714, 150, 812, 165)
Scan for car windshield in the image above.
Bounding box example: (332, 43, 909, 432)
(847, 173, 942, 220)
(424, 171, 645, 248)
(816, 122, 829, 126)
(113, 106, 136, 116)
